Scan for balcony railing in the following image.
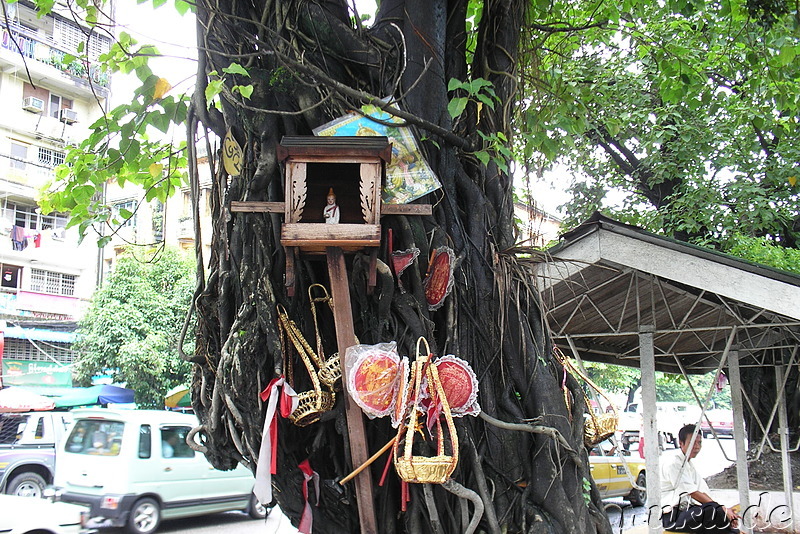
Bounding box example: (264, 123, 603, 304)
(0, 23, 109, 88)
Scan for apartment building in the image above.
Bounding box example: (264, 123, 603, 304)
(103, 151, 213, 275)
(515, 201, 562, 248)
(0, 1, 111, 388)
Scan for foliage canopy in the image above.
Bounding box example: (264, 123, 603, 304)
(73, 248, 194, 407)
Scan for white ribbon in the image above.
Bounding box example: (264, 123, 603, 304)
(253, 376, 284, 505)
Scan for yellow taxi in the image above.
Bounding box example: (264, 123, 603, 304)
(588, 439, 647, 506)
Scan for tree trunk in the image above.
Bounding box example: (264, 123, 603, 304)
(186, 1, 609, 532)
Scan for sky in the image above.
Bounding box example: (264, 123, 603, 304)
(113, 1, 570, 216)
(110, 1, 197, 107)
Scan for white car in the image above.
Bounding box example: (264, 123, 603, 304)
(54, 409, 266, 534)
(0, 494, 91, 534)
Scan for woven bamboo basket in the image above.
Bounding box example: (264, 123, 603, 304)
(318, 353, 342, 391)
(584, 409, 618, 447)
(393, 337, 459, 485)
(555, 347, 619, 447)
(289, 389, 336, 427)
(394, 454, 457, 485)
(277, 303, 336, 427)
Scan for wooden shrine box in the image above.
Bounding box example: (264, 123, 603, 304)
(277, 136, 392, 254)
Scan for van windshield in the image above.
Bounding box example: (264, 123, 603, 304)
(66, 419, 124, 456)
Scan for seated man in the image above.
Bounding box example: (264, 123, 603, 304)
(660, 424, 739, 532)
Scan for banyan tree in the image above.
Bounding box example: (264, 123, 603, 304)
(180, 2, 608, 533)
(32, 0, 629, 532)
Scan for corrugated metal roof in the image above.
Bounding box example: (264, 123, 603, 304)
(539, 213, 800, 374)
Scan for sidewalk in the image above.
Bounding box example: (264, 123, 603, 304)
(621, 489, 800, 533)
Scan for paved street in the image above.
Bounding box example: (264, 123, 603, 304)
(97, 505, 298, 534)
(96, 437, 737, 534)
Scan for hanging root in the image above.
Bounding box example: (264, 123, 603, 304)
(479, 412, 580, 463)
(442, 479, 484, 534)
(422, 484, 444, 534)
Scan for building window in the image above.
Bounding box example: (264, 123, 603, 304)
(53, 17, 82, 53)
(10, 203, 67, 231)
(87, 33, 111, 60)
(29, 268, 76, 296)
(47, 94, 72, 119)
(14, 205, 38, 229)
(23, 83, 72, 119)
(3, 338, 74, 364)
(53, 17, 110, 59)
(38, 147, 65, 168)
(113, 200, 137, 228)
(10, 143, 28, 170)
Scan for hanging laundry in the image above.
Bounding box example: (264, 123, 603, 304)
(33, 232, 41, 248)
(10, 226, 27, 251)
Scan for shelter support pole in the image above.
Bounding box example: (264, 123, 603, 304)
(775, 364, 795, 527)
(639, 324, 661, 533)
(326, 247, 377, 534)
(727, 348, 752, 533)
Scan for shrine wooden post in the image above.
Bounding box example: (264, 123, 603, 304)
(230, 136, 431, 533)
(327, 246, 377, 534)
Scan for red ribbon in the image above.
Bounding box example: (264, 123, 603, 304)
(298, 459, 320, 534)
(254, 377, 298, 504)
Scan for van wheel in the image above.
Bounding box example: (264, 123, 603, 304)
(7, 472, 46, 497)
(247, 492, 270, 519)
(127, 497, 161, 534)
(627, 472, 647, 507)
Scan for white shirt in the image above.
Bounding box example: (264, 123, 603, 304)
(323, 203, 339, 224)
(660, 450, 710, 510)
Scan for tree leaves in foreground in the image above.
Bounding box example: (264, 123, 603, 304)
(73, 248, 194, 407)
(521, 0, 800, 258)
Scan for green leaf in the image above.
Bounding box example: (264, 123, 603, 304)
(476, 93, 496, 110)
(447, 78, 464, 91)
(73, 185, 96, 203)
(475, 151, 490, 166)
(233, 84, 254, 99)
(223, 63, 251, 77)
(205, 79, 224, 107)
(778, 45, 796, 66)
(447, 97, 468, 119)
(174, 0, 193, 15)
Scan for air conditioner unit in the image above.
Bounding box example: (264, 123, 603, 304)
(22, 97, 45, 113)
(59, 108, 78, 124)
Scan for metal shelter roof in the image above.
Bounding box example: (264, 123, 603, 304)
(537, 213, 800, 375)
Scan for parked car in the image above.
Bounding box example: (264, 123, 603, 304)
(700, 409, 734, 438)
(589, 439, 647, 506)
(0, 493, 91, 534)
(618, 401, 699, 450)
(0, 411, 73, 496)
(54, 409, 267, 534)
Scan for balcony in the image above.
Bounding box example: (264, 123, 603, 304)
(0, 22, 109, 96)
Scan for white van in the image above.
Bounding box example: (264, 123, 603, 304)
(53, 409, 266, 534)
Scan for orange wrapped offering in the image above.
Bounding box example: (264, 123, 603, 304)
(345, 343, 409, 422)
(433, 355, 480, 417)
